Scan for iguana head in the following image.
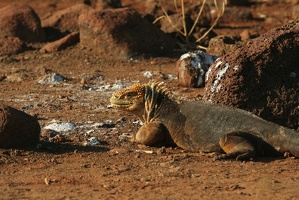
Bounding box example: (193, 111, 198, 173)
(110, 83, 146, 115)
(110, 82, 170, 122)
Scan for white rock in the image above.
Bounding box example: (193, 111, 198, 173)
(133, 120, 143, 126)
(178, 50, 219, 87)
(143, 71, 153, 78)
(44, 122, 75, 132)
(38, 73, 65, 84)
(88, 137, 101, 145)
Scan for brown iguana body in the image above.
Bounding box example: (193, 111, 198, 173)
(110, 82, 299, 160)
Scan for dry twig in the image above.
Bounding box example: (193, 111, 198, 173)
(154, 0, 227, 49)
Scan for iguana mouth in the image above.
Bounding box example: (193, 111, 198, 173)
(110, 98, 135, 110)
(110, 103, 128, 107)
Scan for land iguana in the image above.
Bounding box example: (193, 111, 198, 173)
(110, 82, 299, 160)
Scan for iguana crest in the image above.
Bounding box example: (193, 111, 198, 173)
(110, 82, 171, 123)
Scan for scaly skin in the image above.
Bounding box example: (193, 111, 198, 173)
(110, 82, 299, 160)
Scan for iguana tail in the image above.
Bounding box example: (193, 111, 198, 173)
(269, 126, 299, 157)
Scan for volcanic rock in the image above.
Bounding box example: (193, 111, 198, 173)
(40, 32, 80, 53)
(42, 4, 92, 33)
(203, 19, 299, 130)
(206, 35, 244, 56)
(0, 104, 40, 148)
(0, 3, 45, 43)
(78, 7, 176, 58)
(0, 36, 26, 56)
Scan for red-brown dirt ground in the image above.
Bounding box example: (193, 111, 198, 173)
(1, 0, 299, 199)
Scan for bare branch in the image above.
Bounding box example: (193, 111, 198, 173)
(155, 0, 227, 49)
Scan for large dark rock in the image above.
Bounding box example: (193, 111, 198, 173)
(0, 105, 40, 148)
(0, 3, 46, 43)
(78, 7, 176, 58)
(203, 19, 299, 130)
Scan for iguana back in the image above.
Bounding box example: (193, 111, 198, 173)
(168, 101, 298, 154)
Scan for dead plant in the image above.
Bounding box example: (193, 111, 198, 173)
(153, 0, 227, 50)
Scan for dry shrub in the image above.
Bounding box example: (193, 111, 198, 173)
(154, 0, 227, 49)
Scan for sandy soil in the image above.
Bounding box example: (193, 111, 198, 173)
(1, 0, 299, 199)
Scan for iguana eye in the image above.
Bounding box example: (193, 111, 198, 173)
(124, 92, 137, 99)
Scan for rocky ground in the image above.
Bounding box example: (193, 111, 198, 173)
(1, 0, 299, 199)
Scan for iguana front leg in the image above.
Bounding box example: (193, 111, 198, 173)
(135, 121, 175, 147)
(214, 132, 256, 161)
